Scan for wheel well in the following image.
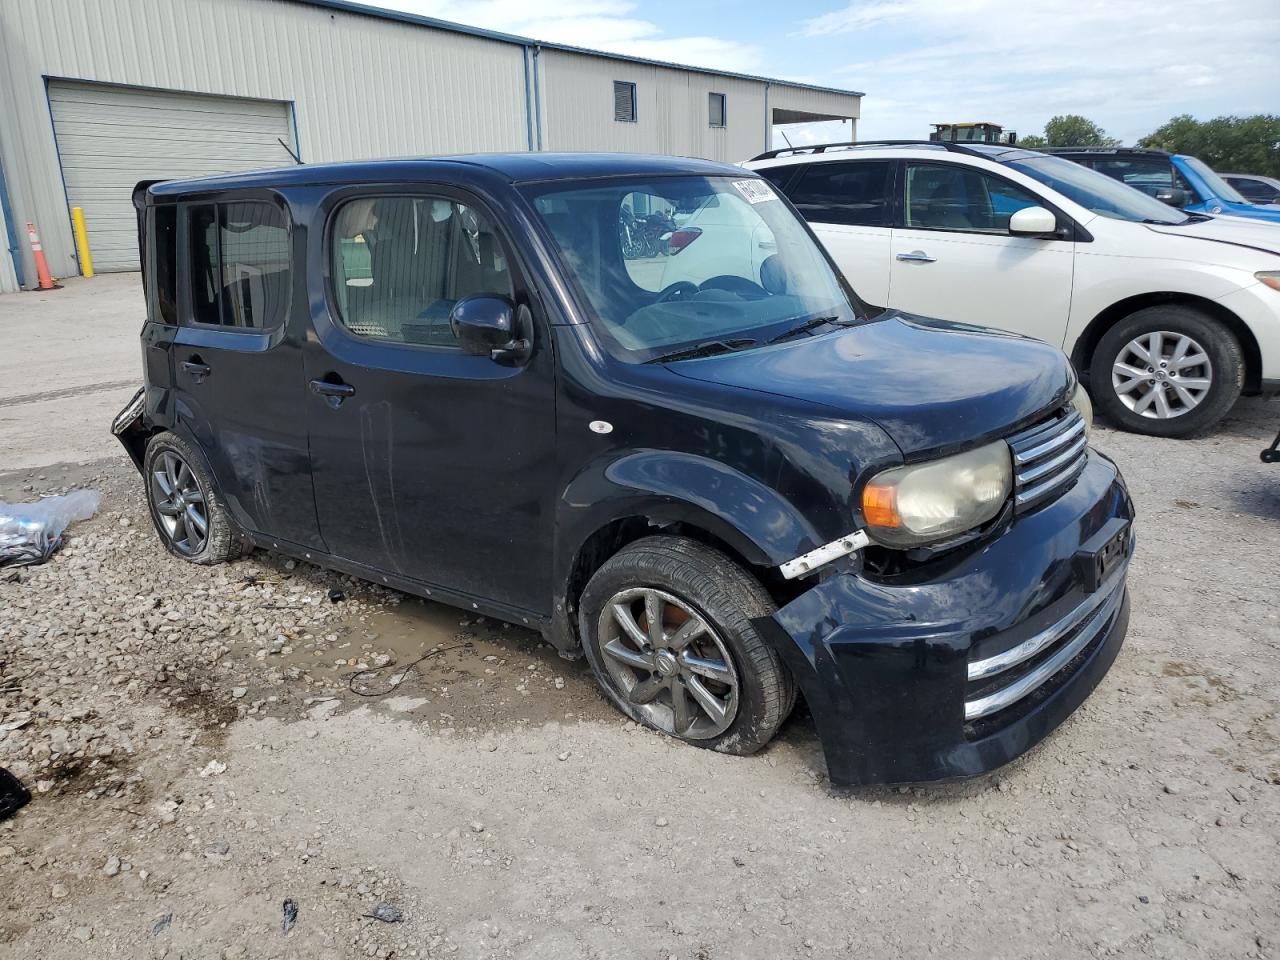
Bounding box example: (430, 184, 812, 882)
(119, 423, 164, 471)
(562, 517, 794, 640)
(1071, 293, 1262, 393)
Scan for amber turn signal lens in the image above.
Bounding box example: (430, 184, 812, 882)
(1256, 271, 1280, 292)
(862, 484, 901, 528)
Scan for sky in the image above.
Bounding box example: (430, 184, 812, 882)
(366, 0, 1279, 148)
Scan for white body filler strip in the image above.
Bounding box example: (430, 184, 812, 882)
(779, 530, 871, 580)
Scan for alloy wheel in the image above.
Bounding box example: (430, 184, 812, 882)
(596, 587, 739, 740)
(150, 450, 209, 556)
(1111, 330, 1213, 419)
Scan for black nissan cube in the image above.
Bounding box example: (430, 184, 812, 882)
(114, 153, 1134, 785)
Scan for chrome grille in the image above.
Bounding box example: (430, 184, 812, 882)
(1006, 406, 1088, 512)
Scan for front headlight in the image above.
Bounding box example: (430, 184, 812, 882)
(1072, 381, 1094, 437)
(861, 440, 1012, 548)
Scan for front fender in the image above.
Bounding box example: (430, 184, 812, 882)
(546, 450, 825, 654)
(601, 450, 822, 564)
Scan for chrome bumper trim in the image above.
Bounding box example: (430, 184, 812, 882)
(968, 559, 1129, 682)
(965, 579, 1126, 721)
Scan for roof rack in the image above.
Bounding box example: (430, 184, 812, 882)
(749, 139, 994, 162)
(1040, 146, 1170, 157)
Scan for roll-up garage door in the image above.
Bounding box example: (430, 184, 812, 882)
(47, 81, 297, 272)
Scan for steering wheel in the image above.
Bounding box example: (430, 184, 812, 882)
(699, 275, 769, 300)
(654, 281, 699, 304)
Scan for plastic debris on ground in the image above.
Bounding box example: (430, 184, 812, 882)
(0, 490, 100, 567)
(0, 768, 32, 822)
(364, 903, 403, 923)
(282, 898, 299, 935)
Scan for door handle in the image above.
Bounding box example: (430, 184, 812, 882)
(181, 360, 211, 382)
(896, 250, 936, 263)
(309, 378, 355, 408)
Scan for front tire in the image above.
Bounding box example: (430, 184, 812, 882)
(578, 536, 794, 756)
(143, 432, 242, 565)
(1089, 304, 1243, 437)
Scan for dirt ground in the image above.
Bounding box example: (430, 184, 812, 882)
(1, 277, 1279, 959)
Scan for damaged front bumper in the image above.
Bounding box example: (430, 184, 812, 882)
(757, 452, 1134, 786)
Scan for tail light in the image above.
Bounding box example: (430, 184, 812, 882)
(667, 227, 702, 255)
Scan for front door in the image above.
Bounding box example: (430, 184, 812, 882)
(167, 196, 320, 549)
(304, 190, 557, 615)
(887, 161, 1075, 347)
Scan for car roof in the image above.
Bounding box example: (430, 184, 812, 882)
(147, 152, 752, 197)
(745, 141, 1043, 168)
(1039, 146, 1172, 158)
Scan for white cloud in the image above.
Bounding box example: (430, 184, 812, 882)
(799, 0, 1280, 142)
(373, 0, 765, 74)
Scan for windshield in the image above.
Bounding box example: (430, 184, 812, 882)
(1008, 155, 1189, 224)
(523, 175, 861, 363)
(1181, 155, 1248, 204)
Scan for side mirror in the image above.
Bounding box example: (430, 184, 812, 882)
(1008, 205, 1058, 237)
(449, 295, 531, 365)
(1154, 187, 1190, 208)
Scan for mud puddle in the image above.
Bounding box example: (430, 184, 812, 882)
(228, 589, 615, 732)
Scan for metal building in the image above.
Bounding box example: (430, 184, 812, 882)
(0, 0, 862, 291)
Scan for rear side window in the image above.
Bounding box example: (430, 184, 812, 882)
(785, 161, 893, 227)
(147, 205, 178, 326)
(904, 163, 1041, 233)
(329, 196, 514, 348)
(187, 201, 290, 329)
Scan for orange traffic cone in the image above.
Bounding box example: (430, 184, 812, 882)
(26, 222, 56, 290)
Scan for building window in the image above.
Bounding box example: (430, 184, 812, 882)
(613, 81, 637, 122)
(187, 200, 290, 329)
(709, 92, 726, 128)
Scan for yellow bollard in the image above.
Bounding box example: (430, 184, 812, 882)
(71, 206, 94, 278)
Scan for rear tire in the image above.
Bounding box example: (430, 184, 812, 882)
(143, 432, 243, 565)
(578, 536, 793, 756)
(1089, 305, 1242, 438)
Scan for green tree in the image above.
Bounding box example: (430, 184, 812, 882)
(1042, 115, 1119, 147)
(1017, 133, 1048, 148)
(1140, 114, 1280, 177)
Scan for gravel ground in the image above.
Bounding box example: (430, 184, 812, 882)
(1, 387, 1279, 957)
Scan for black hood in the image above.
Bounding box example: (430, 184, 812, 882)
(666, 314, 1074, 458)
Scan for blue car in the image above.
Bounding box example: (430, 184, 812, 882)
(1047, 147, 1280, 225)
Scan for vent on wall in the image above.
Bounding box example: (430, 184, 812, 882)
(709, 92, 726, 128)
(613, 81, 637, 122)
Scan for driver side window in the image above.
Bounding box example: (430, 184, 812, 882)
(329, 196, 513, 348)
(905, 163, 1040, 233)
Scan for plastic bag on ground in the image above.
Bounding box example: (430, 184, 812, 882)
(0, 490, 100, 567)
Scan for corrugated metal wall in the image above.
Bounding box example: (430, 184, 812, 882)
(0, 0, 530, 282)
(0, 0, 861, 287)
(0, 194, 17, 294)
(539, 50, 768, 163)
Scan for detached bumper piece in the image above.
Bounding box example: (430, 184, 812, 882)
(758, 453, 1134, 786)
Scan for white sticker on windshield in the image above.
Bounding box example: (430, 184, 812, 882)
(732, 179, 776, 204)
